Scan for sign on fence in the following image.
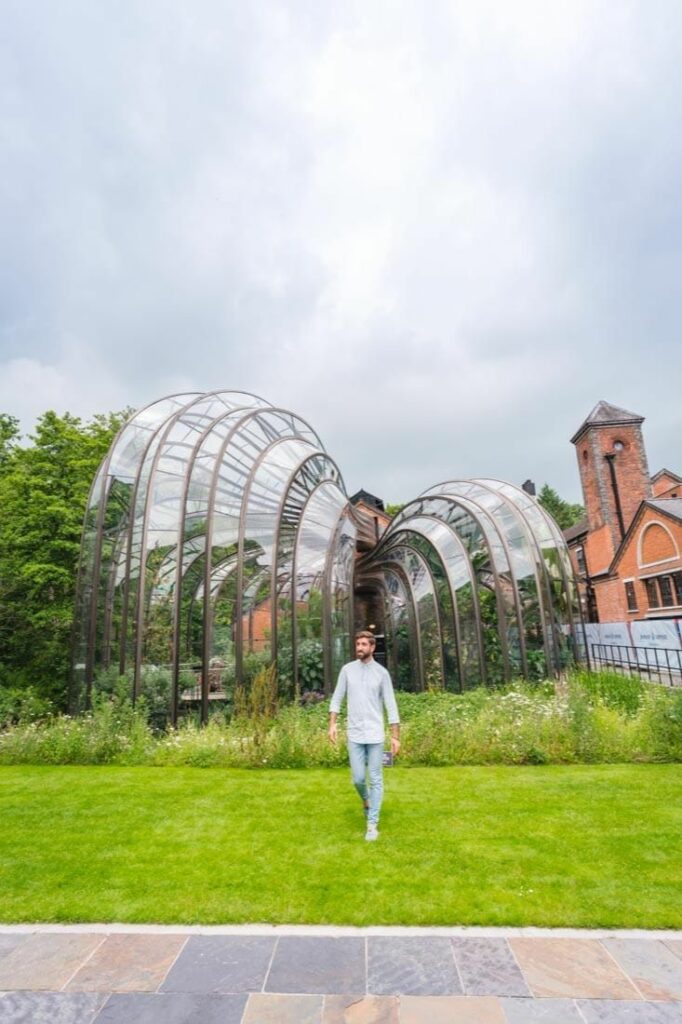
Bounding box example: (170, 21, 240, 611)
(598, 623, 632, 647)
(630, 620, 682, 669)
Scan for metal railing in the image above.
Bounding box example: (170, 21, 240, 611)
(590, 643, 682, 687)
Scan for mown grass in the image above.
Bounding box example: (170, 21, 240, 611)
(0, 764, 680, 927)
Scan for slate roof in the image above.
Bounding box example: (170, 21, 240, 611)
(651, 468, 682, 484)
(563, 517, 589, 543)
(647, 498, 682, 523)
(349, 489, 385, 512)
(570, 400, 644, 444)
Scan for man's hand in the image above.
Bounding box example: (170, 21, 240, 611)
(328, 720, 338, 745)
(390, 735, 401, 757)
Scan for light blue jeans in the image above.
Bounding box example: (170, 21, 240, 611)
(348, 741, 384, 826)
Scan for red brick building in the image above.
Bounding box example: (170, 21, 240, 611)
(566, 401, 682, 622)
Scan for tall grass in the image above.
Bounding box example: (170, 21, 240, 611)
(0, 669, 680, 767)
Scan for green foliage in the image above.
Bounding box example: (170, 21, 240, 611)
(0, 694, 151, 765)
(478, 588, 505, 685)
(571, 667, 645, 715)
(139, 667, 172, 730)
(297, 638, 324, 691)
(276, 594, 325, 699)
(234, 664, 278, 722)
(0, 414, 20, 472)
(384, 502, 405, 518)
(0, 686, 53, 728)
(537, 483, 585, 530)
(525, 648, 548, 681)
(1, 669, 680, 768)
(0, 409, 127, 707)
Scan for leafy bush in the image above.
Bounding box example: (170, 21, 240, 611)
(0, 692, 151, 765)
(297, 639, 324, 692)
(139, 667, 172, 730)
(93, 665, 171, 730)
(0, 686, 53, 728)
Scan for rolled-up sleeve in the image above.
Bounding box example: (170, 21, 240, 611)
(329, 666, 347, 714)
(382, 672, 400, 724)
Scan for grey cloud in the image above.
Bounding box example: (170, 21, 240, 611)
(1, 1, 681, 504)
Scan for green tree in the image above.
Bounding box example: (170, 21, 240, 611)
(384, 502, 405, 518)
(538, 484, 585, 531)
(0, 414, 20, 472)
(0, 409, 127, 705)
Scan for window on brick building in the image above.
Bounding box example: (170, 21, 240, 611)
(659, 575, 674, 608)
(644, 578, 660, 608)
(575, 546, 586, 576)
(624, 581, 637, 612)
(673, 572, 682, 606)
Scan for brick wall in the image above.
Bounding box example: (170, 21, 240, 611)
(242, 597, 310, 650)
(569, 407, 682, 624)
(575, 423, 651, 552)
(640, 521, 679, 565)
(584, 524, 615, 576)
(600, 506, 682, 621)
(594, 576, 628, 621)
(653, 480, 682, 500)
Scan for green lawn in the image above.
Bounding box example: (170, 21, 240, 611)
(1, 764, 680, 927)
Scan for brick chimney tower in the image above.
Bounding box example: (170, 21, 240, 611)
(571, 401, 651, 575)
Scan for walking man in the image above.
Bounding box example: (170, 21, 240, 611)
(328, 631, 400, 841)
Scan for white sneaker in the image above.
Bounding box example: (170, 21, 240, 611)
(365, 823, 379, 841)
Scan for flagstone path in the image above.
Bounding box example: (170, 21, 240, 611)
(0, 926, 681, 1022)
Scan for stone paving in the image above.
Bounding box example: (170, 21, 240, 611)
(0, 927, 681, 1022)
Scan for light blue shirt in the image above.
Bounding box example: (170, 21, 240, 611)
(330, 658, 400, 744)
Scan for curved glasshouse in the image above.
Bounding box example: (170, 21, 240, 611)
(71, 391, 584, 720)
(358, 480, 582, 692)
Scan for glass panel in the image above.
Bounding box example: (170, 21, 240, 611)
(476, 479, 578, 673)
(417, 495, 509, 683)
(82, 393, 199, 707)
(377, 543, 443, 691)
(359, 497, 491, 688)
(383, 569, 417, 691)
(645, 578, 660, 608)
(448, 483, 535, 675)
(74, 391, 336, 719)
(389, 523, 461, 692)
(659, 575, 674, 607)
(576, 546, 587, 575)
(673, 572, 682, 606)
(237, 437, 317, 693)
(329, 511, 357, 684)
(135, 394, 269, 719)
(625, 581, 637, 612)
(274, 452, 341, 698)
(294, 482, 346, 695)
(177, 407, 318, 717)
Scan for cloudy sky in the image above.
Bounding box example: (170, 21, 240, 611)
(2, 1, 681, 504)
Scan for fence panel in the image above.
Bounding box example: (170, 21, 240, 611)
(590, 642, 682, 687)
